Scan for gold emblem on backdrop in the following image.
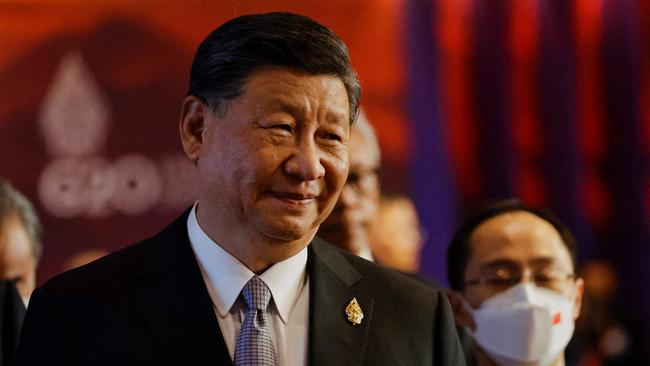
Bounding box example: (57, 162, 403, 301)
(345, 298, 363, 325)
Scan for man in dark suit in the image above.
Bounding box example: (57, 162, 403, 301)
(17, 12, 465, 365)
(317, 114, 441, 288)
(317, 110, 380, 261)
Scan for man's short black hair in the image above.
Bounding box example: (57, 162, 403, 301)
(446, 198, 577, 290)
(188, 12, 361, 124)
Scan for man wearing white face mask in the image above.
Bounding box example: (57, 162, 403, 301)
(446, 199, 584, 366)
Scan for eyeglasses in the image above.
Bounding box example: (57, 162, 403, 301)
(464, 267, 577, 293)
(345, 167, 379, 191)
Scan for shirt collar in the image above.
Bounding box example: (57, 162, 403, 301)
(357, 243, 374, 261)
(258, 244, 308, 323)
(187, 203, 308, 324)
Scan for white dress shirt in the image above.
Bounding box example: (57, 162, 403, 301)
(187, 205, 309, 366)
(357, 243, 374, 261)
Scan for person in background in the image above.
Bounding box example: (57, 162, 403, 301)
(318, 109, 380, 260)
(0, 179, 41, 306)
(0, 178, 41, 366)
(446, 199, 583, 366)
(369, 193, 424, 273)
(317, 114, 441, 289)
(566, 260, 650, 365)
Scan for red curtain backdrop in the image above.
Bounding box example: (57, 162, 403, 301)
(0, 0, 410, 281)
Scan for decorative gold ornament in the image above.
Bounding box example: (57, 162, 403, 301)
(345, 298, 363, 325)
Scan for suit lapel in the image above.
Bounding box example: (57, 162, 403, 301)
(308, 238, 373, 366)
(129, 211, 232, 365)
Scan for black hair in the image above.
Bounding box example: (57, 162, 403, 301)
(447, 198, 577, 290)
(188, 12, 361, 124)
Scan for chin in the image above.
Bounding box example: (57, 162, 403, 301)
(255, 217, 317, 243)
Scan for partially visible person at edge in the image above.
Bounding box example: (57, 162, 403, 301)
(317, 113, 440, 288)
(565, 260, 650, 365)
(317, 109, 379, 261)
(0, 178, 41, 306)
(369, 193, 425, 273)
(0, 178, 42, 366)
(17, 12, 465, 366)
(446, 199, 584, 366)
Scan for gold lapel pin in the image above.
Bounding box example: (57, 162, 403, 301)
(345, 298, 363, 325)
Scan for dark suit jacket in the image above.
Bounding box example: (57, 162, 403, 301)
(0, 280, 25, 366)
(17, 211, 465, 365)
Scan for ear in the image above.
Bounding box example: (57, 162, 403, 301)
(572, 277, 585, 320)
(445, 289, 477, 331)
(179, 95, 210, 162)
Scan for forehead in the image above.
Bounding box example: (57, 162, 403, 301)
(0, 215, 35, 263)
(349, 128, 378, 168)
(465, 211, 574, 273)
(240, 67, 349, 122)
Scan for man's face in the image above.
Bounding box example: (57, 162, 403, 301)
(369, 197, 423, 272)
(192, 68, 350, 245)
(0, 215, 38, 303)
(318, 128, 379, 253)
(461, 211, 583, 318)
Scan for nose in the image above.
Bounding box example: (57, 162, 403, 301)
(519, 268, 535, 285)
(283, 140, 326, 181)
(512, 269, 539, 299)
(517, 282, 539, 302)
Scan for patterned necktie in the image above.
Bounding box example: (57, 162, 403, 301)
(234, 276, 278, 366)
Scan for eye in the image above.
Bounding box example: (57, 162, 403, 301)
(263, 122, 293, 136)
(8, 276, 24, 284)
(484, 268, 518, 287)
(346, 172, 361, 185)
(319, 129, 344, 144)
(534, 273, 553, 283)
(326, 133, 342, 142)
(274, 123, 292, 132)
(533, 268, 568, 287)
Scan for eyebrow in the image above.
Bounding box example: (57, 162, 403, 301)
(528, 257, 557, 267)
(325, 110, 348, 125)
(265, 99, 347, 124)
(479, 257, 558, 271)
(266, 98, 301, 116)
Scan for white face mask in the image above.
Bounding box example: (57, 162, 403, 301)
(466, 283, 576, 366)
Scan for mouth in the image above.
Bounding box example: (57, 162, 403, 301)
(268, 191, 318, 206)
